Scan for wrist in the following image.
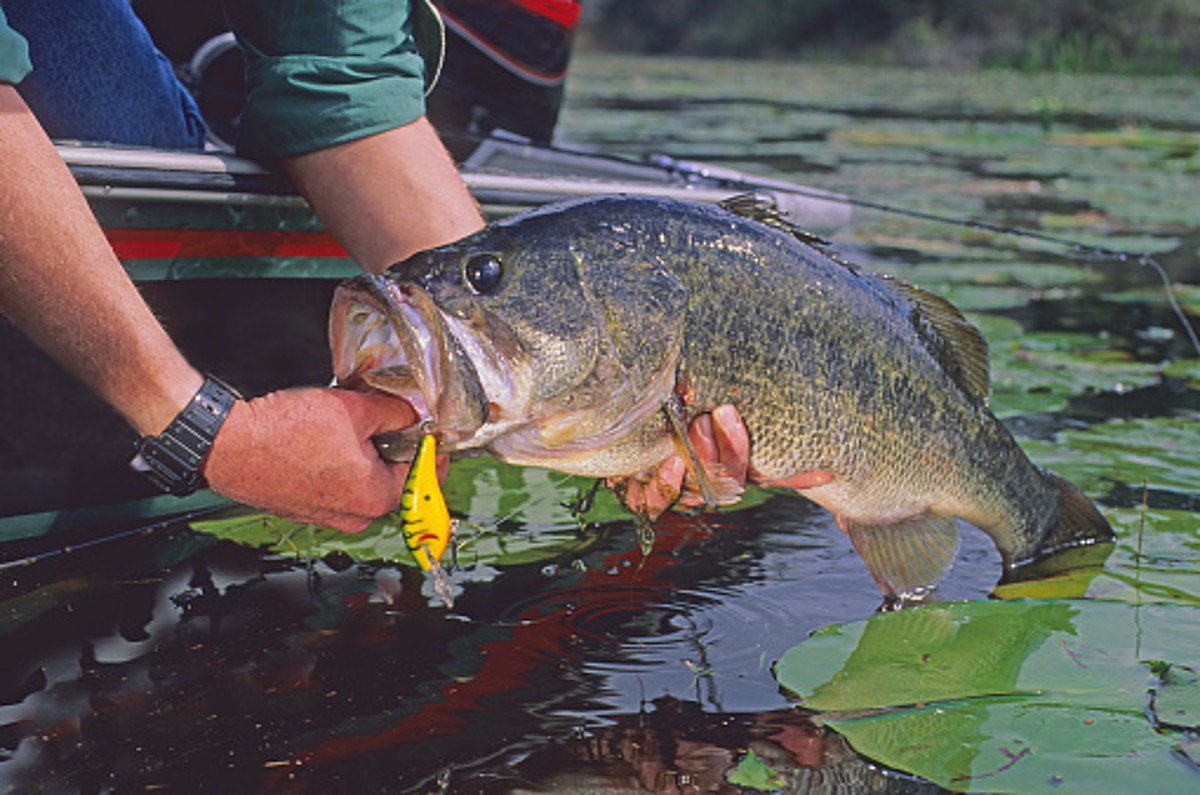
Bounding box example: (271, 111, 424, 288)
(132, 368, 206, 437)
(131, 374, 242, 496)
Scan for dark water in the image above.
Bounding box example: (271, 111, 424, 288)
(4, 58, 1199, 792)
(3, 497, 980, 792)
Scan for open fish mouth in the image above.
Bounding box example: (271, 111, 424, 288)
(330, 275, 489, 458)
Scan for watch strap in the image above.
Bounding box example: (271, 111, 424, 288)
(131, 375, 241, 496)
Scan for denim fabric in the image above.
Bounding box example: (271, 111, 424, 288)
(2, 0, 206, 149)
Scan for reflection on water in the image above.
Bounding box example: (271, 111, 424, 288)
(3, 57, 1199, 790)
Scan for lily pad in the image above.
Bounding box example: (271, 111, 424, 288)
(775, 599, 1200, 792)
(727, 748, 786, 790)
(1151, 663, 1200, 730)
(1064, 506, 1200, 606)
(191, 455, 625, 567)
(1162, 358, 1200, 386)
(989, 334, 1162, 415)
(1023, 417, 1200, 496)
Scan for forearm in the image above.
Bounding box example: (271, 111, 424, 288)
(284, 117, 484, 273)
(0, 85, 201, 435)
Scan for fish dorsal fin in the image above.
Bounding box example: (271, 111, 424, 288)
(838, 513, 961, 599)
(719, 194, 831, 249)
(879, 276, 992, 404)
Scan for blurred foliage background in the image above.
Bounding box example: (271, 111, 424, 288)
(577, 0, 1200, 75)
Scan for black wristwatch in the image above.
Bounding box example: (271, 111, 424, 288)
(130, 375, 241, 496)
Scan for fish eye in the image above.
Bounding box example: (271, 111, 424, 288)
(463, 254, 503, 294)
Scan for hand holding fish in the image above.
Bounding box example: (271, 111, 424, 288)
(203, 387, 434, 533)
(610, 404, 750, 519)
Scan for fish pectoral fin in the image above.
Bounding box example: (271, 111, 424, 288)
(662, 398, 722, 509)
(837, 513, 961, 598)
(687, 464, 743, 506)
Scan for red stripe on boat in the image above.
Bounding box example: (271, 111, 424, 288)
(106, 228, 348, 260)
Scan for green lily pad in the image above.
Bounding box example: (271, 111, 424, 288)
(1105, 283, 1200, 317)
(1070, 506, 1200, 606)
(1023, 417, 1200, 496)
(727, 748, 786, 791)
(989, 334, 1161, 415)
(1151, 663, 1200, 730)
(775, 599, 1200, 792)
(189, 453, 785, 568)
(191, 455, 624, 567)
(1162, 358, 1200, 386)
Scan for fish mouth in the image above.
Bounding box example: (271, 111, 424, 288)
(330, 275, 489, 459)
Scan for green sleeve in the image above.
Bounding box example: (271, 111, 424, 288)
(0, 8, 32, 84)
(224, 0, 444, 162)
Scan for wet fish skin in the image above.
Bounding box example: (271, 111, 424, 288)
(332, 195, 1114, 595)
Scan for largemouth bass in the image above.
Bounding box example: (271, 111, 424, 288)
(329, 195, 1114, 596)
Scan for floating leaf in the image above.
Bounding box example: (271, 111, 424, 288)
(191, 455, 625, 567)
(1023, 417, 1200, 496)
(1150, 662, 1200, 731)
(989, 335, 1161, 416)
(727, 748, 786, 790)
(775, 599, 1200, 792)
(1071, 506, 1200, 606)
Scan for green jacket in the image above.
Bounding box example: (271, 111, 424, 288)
(0, 7, 32, 84)
(226, 0, 445, 161)
(0, 1, 444, 160)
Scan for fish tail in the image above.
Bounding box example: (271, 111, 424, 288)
(1004, 469, 1116, 582)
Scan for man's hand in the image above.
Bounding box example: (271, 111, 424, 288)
(203, 387, 425, 533)
(609, 404, 751, 519)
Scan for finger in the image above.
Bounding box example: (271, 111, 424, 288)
(649, 455, 688, 511)
(764, 469, 834, 491)
(687, 413, 717, 463)
(658, 455, 686, 494)
(712, 404, 750, 483)
(335, 388, 421, 437)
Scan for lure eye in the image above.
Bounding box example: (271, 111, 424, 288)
(464, 254, 503, 294)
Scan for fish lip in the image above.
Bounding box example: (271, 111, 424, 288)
(330, 276, 424, 402)
(330, 275, 488, 455)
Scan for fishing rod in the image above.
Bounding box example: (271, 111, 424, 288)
(0, 501, 235, 571)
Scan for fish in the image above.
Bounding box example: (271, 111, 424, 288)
(329, 195, 1115, 597)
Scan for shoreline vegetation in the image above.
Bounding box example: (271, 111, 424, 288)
(576, 0, 1200, 76)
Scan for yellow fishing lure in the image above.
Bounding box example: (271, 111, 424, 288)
(400, 434, 451, 571)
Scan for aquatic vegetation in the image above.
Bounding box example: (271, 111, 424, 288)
(774, 599, 1200, 792)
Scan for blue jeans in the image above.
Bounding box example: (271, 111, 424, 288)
(4, 0, 206, 148)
